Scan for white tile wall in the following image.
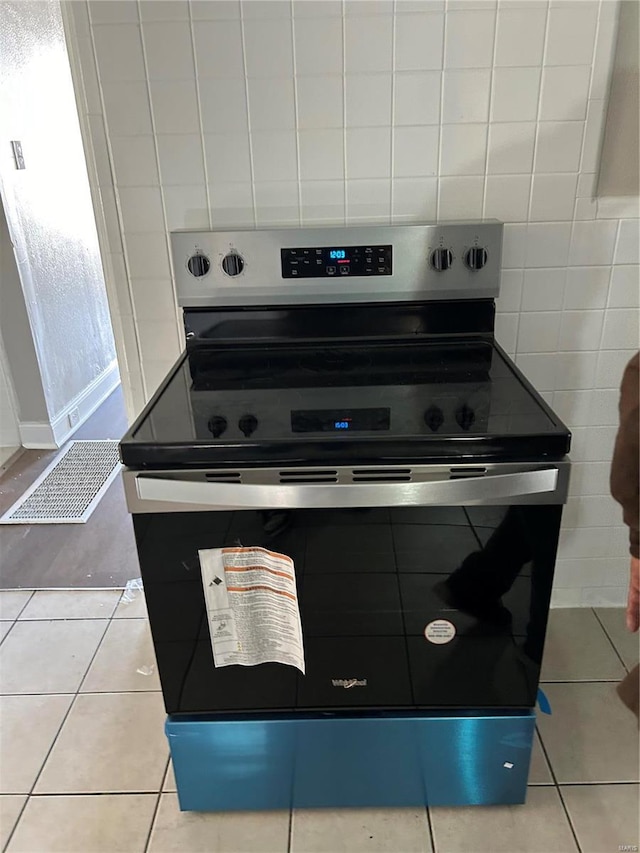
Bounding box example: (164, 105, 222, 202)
(349, 178, 393, 220)
(345, 15, 393, 73)
(199, 78, 248, 132)
(248, 77, 296, 129)
(491, 67, 541, 122)
(545, 2, 598, 67)
(495, 6, 546, 67)
(393, 126, 439, 177)
(521, 268, 566, 312)
(394, 12, 444, 70)
(442, 69, 491, 123)
(438, 176, 484, 220)
(301, 180, 345, 223)
(439, 124, 488, 175)
(534, 122, 584, 174)
(445, 10, 495, 68)
(346, 127, 391, 178)
(67, 0, 638, 606)
(345, 74, 393, 127)
(391, 177, 436, 220)
(393, 72, 440, 125)
(204, 133, 252, 183)
(296, 78, 343, 131)
(299, 129, 344, 180)
(194, 21, 245, 77)
(149, 80, 200, 133)
(143, 21, 195, 79)
(529, 173, 578, 221)
(487, 123, 536, 175)
(540, 66, 592, 122)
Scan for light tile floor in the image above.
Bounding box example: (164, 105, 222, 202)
(0, 590, 637, 853)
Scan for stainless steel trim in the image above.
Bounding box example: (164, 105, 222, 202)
(171, 222, 503, 307)
(124, 461, 570, 513)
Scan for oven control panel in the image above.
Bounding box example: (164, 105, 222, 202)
(281, 245, 392, 278)
(171, 221, 503, 307)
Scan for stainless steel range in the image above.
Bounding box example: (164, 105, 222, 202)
(120, 221, 570, 811)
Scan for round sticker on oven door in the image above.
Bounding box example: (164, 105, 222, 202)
(424, 619, 456, 644)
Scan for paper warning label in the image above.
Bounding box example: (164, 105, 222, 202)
(199, 546, 305, 673)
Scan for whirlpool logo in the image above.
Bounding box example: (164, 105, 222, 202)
(331, 678, 367, 689)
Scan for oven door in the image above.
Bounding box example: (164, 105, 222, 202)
(125, 462, 569, 715)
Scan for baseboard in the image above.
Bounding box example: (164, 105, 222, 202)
(19, 362, 120, 450)
(19, 421, 57, 449)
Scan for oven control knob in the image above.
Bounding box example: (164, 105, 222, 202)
(187, 253, 210, 278)
(208, 415, 227, 438)
(465, 246, 488, 271)
(239, 414, 258, 437)
(424, 405, 444, 432)
(221, 252, 245, 277)
(455, 404, 476, 431)
(430, 248, 453, 271)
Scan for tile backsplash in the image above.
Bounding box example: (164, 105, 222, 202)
(66, 0, 639, 606)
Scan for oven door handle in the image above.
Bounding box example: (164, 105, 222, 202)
(134, 467, 560, 509)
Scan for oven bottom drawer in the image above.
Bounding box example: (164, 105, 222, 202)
(167, 710, 535, 811)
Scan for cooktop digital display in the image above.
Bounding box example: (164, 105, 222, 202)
(281, 245, 392, 278)
(292, 408, 391, 433)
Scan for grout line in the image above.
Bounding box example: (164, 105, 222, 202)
(480, 1, 499, 222)
(6, 618, 110, 851)
(592, 607, 631, 674)
(239, 2, 259, 228)
(565, 5, 610, 372)
(582, 0, 604, 191)
(537, 678, 626, 684)
(388, 2, 397, 224)
(6, 790, 168, 798)
(2, 590, 35, 623)
(554, 781, 640, 788)
(0, 621, 16, 648)
(554, 783, 585, 853)
(71, 617, 112, 699)
(3, 793, 29, 853)
(535, 720, 558, 788)
(92, 0, 148, 399)
(597, 220, 621, 353)
(188, 0, 213, 230)
(13, 614, 142, 625)
(0, 587, 128, 593)
(341, 0, 348, 222)
(5, 778, 631, 801)
(533, 725, 584, 853)
(290, 1, 304, 226)
(0, 690, 163, 698)
(143, 757, 169, 853)
(130, 0, 165, 400)
(435, 3, 447, 217)
(527, 0, 551, 227)
(287, 805, 294, 853)
(525, 0, 567, 358)
(425, 803, 437, 853)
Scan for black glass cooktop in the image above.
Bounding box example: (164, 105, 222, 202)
(121, 337, 570, 468)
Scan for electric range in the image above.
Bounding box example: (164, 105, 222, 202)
(120, 222, 571, 811)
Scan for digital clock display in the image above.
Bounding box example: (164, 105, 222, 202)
(291, 408, 390, 433)
(281, 245, 392, 278)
